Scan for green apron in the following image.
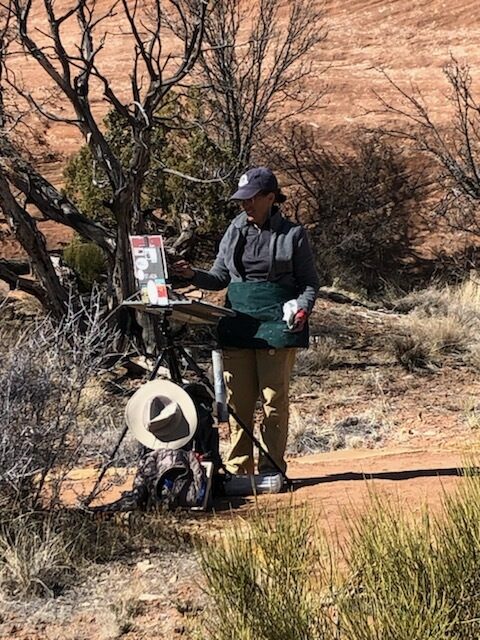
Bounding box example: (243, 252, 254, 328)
(217, 281, 308, 349)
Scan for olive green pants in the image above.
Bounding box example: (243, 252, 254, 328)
(223, 347, 297, 475)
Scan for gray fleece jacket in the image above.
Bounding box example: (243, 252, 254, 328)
(192, 210, 320, 313)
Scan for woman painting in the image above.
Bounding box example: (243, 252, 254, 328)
(172, 167, 320, 479)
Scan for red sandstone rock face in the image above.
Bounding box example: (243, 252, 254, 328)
(3, 0, 480, 259)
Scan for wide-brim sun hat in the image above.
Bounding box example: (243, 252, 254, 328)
(125, 379, 198, 450)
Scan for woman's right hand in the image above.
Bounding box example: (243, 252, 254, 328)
(170, 259, 195, 280)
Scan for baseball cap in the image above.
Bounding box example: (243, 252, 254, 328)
(230, 167, 287, 202)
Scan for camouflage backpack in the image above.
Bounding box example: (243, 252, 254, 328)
(134, 448, 207, 510)
(93, 448, 207, 512)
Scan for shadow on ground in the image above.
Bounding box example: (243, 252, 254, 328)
(292, 466, 465, 489)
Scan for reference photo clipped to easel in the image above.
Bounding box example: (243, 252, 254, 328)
(89, 232, 291, 513)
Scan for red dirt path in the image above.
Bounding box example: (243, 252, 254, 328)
(66, 447, 467, 531)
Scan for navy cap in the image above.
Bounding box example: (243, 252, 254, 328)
(230, 167, 286, 202)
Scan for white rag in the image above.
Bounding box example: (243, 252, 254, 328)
(282, 299, 298, 329)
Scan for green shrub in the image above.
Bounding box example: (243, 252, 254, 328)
(198, 504, 337, 640)
(341, 495, 454, 640)
(62, 145, 111, 223)
(63, 236, 106, 289)
(63, 93, 237, 243)
(434, 471, 480, 638)
(199, 470, 480, 640)
(340, 473, 480, 639)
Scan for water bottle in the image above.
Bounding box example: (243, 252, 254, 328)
(211, 349, 229, 422)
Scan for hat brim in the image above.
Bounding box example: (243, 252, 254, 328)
(230, 185, 262, 200)
(125, 379, 198, 450)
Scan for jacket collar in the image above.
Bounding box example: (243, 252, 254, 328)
(233, 207, 283, 232)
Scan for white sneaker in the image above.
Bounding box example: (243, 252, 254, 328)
(255, 472, 284, 494)
(223, 473, 284, 496)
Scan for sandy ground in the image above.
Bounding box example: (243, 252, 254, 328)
(0, 447, 471, 640)
(3, 295, 478, 638)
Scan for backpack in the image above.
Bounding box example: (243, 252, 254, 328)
(182, 382, 222, 472)
(134, 448, 207, 510)
(93, 448, 207, 512)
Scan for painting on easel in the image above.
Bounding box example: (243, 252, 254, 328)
(129, 235, 169, 305)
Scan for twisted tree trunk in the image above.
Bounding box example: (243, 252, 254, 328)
(0, 172, 68, 317)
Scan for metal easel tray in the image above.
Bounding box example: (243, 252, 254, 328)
(122, 299, 235, 326)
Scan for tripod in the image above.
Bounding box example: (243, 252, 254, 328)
(84, 309, 292, 506)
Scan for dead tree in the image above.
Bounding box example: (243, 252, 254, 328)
(0, 5, 66, 315)
(0, 0, 208, 316)
(179, 0, 327, 173)
(374, 59, 480, 241)
(0, 0, 327, 324)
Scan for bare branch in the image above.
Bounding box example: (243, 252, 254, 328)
(0, 259, 49, 302)
(160, 163, 233, 183)
(375, 60, 480, 238)
(0, 168, 68, 315)
(0, 140, 115, 253)
(190, 0, 327, 170)
(121, 0, 157, 80)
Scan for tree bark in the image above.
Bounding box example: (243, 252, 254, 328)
(0, 172, 68, 316)
(0, 260, 49, 304)
(0, 152, 115, 254)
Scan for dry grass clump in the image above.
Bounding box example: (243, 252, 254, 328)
(287, 409, 389, 456)
(294, 337, 338, 375)
(105, 580, 145, 637)
(462, 398, 480, 430)
(392, 315, 472, 371)
(0, 508, 193, 600)
(393, 276, 480, 317)
(0, 517, 70, 598)
(391, 276, 480, 370)
(392, 332, 439, 372)
(467, 343, 480, 370)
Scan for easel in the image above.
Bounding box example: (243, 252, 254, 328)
(84, 301, 292, 506)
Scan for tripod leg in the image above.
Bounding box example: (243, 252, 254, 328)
(83, 349, 169, 507)
(166, 346, 183, 383)
(151, 349, 167, 378)
(178, 346, 291, 486)
(81, 424, 129, 507)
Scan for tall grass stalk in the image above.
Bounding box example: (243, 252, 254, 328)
(199, 469, 480, 640)
(433, 470, 480, 639)
(340, 492, 455, 640)
(339, 472, 480, 639)
(198, 504, 337, 640)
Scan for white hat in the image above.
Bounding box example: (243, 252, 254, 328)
(125, 379, 198, 450)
